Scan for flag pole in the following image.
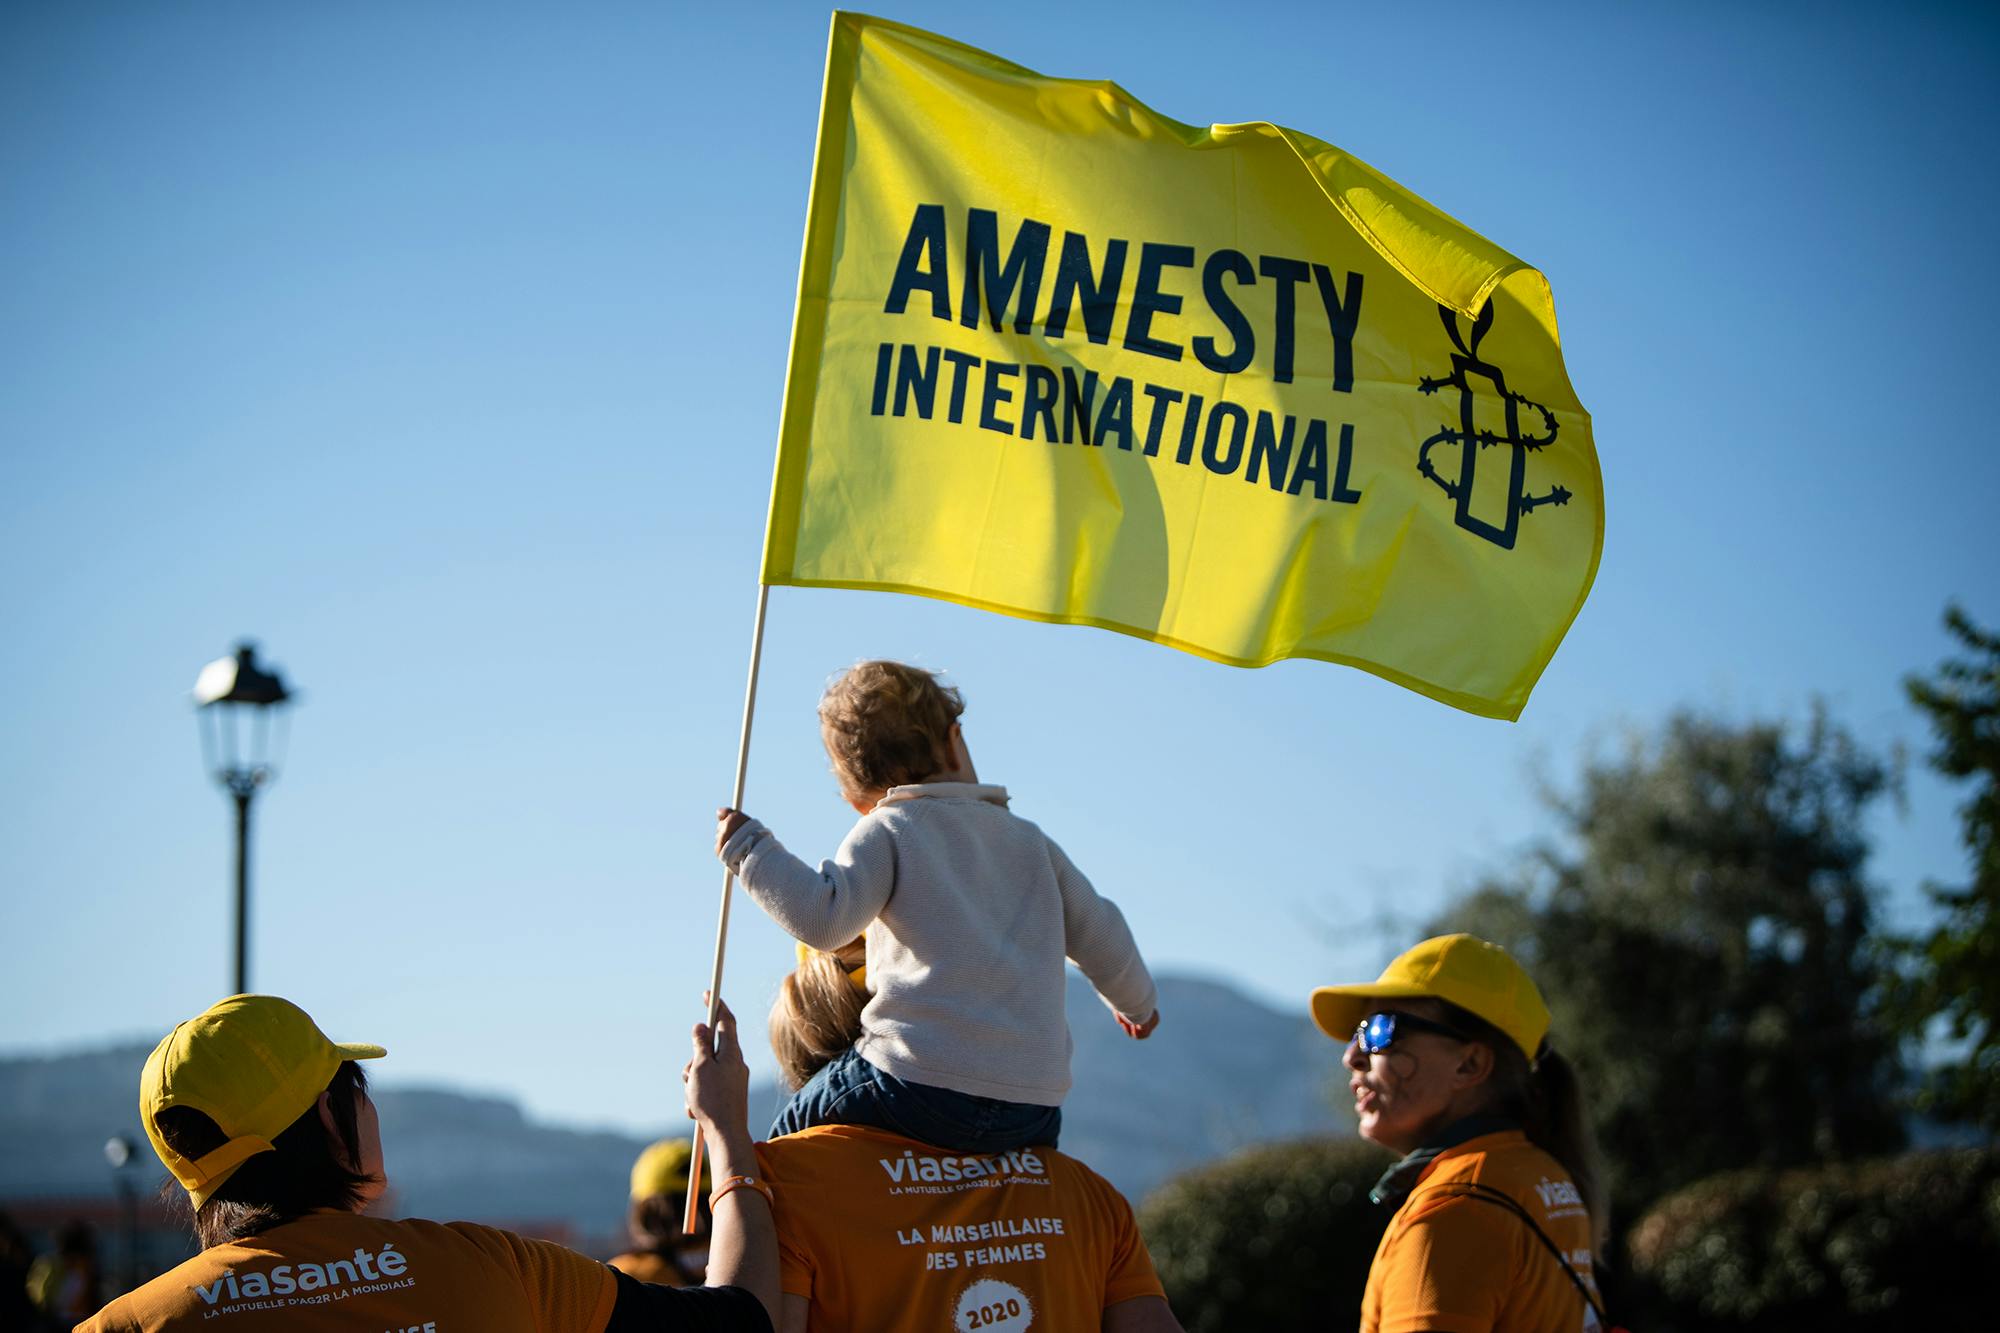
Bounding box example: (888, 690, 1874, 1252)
(684, 582, 772, 1235)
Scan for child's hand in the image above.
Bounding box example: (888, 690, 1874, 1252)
(715, 808, 751, 858)
(1118, 1009, 1160, 1040)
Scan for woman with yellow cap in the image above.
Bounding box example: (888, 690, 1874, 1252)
(78, 993, 777, 1332)
(1312, 934, 1616, 1333)
(610, 1138, 709, 1287)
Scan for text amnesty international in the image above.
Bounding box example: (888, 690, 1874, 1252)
(865, 202, 1368, 506)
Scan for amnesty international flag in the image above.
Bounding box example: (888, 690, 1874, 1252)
(762, 13, 1602, 720)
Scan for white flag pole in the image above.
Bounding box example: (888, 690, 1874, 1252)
(684, 582, 772, 1235)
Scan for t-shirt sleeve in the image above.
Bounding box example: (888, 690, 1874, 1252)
(1370, 1198, 1512, 1333)
(757, 1143, 816, 1301)
(775, 1227, 815, 1303)
(454, 1223, 619, 1333)
(1097, 1172, 1167, 1307)
(602, 1269, 774, 1333)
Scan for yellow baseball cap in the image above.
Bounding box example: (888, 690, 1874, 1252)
(140, 994, 385, 1208)
(1310, 934, 1550, 1060)
(629, 1137, 707, 1201)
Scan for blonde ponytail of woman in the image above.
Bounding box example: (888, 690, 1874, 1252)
(769, 951, 867, 1092)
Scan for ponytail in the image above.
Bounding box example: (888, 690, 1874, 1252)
(1438, 1003, 1609, 1255)
(769, 951, 867, 1091)
(1522, 1046, 1608, 1255)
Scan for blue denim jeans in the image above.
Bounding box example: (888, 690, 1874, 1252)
(771, 1047, 1062, 1152)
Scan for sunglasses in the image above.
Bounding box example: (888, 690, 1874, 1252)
(1351, 1010, 1470, 1054)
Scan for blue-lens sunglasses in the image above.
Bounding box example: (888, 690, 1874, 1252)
(1351, 1010, 1470, 1054)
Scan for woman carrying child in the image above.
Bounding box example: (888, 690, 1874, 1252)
(755, 943, 1188, 1333)
(715, 659, 1159, 1153)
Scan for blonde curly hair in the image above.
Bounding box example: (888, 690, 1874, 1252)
(818, 660, 964, 796)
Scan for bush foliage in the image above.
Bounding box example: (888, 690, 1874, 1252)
(1627, 1147, 1999, 1329)
(1138, 1136, 1392, 1333)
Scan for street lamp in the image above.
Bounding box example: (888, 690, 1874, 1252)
(104, 1135, 140, 1292)
(192, 642, 294, 995)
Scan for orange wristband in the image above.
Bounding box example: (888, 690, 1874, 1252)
(708, 1173, 773, 1210)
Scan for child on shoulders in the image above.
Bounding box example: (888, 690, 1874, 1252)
(715, 660, 1159, 1154)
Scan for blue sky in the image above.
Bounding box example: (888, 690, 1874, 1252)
(3, 0, 1995, 1134)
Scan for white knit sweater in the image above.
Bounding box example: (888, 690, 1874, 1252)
(721, 782, 1158, 1106)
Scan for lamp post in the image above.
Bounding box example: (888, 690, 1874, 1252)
(104, 1135, 140, 1293)
(193, 642, 294, 996)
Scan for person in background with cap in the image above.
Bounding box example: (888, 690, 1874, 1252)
(609, 1139, 708, 1288)
(1312, 934, 1616, 1333)
(78, 994, 777, 1333)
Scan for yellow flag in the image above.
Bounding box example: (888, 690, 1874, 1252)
(762, 13, 1602, 721)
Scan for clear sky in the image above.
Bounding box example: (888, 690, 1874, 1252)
(3, 0, 1995, 1135)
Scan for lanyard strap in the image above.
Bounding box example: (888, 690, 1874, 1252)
(1430, 1182, 1610, 1328)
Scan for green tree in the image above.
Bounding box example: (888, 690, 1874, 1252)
(1895, 605, 2000, 1129)
(1433, 710, 1906, 1225)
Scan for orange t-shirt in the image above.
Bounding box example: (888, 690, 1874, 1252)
(1362, 1130, 1601, 1333)
(756, 1126, 1164, 1333)
(78, 1211, 617, 1332)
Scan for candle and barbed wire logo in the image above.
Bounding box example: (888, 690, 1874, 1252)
(1416, 302, 1571, 550)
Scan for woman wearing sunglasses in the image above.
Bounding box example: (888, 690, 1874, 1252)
(1312, 934, 1614, 1333)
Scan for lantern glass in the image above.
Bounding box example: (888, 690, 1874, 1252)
(193, 644, 293, 793)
